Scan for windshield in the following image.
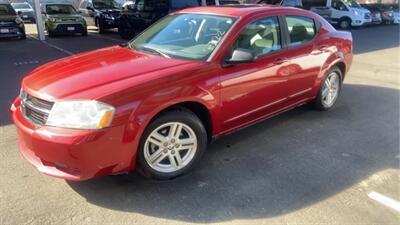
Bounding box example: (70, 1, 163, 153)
(343, 0, 361, 8)
(129, 13, 236, 61)
(92, 0, 119, 10)
(0, 4, 16, 15)
(12, 3, 32, 9)
(46, 5, 78, 15)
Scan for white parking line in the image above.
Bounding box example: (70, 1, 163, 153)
(27, 34, 74, 56)
(90, 33, 125, 43)
(41, 41, 74, 56)
(368, 191, 400, 212)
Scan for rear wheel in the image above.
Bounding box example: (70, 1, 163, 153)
(137, 110, 207, 180)
(311, 66, 342, 111)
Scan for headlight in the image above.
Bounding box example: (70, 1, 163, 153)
(49, 17, 56, 22)
(103, 14, 114, 20)
(46, 100, 115, 129)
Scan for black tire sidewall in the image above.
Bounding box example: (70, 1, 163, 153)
(137, 110, 207, 179)
(339, 19, 351, 29)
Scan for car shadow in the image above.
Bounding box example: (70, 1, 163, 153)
(67, 84, 399, 223)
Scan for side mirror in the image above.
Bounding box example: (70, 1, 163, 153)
(225, 49, 256, 64)
(86, 6, 94, 11)
(17, 11, 22, 15)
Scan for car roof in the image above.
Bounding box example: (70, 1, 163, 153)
(178, 4, 306, 18)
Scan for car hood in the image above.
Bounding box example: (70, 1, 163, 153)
(23, 46, 200, 100)
(100, 9, 121, 13)
(16, 9, 34, 12)
(47, 14, 83, 19)
(354, 7, 370, 14)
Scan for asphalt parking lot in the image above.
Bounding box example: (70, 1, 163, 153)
(0, 24, 399, 225)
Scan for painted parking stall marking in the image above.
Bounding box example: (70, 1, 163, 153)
(368, 191, 400, 212)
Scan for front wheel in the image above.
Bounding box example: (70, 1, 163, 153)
(137, 110, 207, 180)
(311, 66, 342, 111)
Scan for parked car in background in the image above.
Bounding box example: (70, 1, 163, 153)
(393, 5, 400, 24)
(258, 0, 303, 7)
(0, 2, 26, 39)
(360, 4, 382, 24)
(378, 4, 394, 24)
(11, 2, 36, 23)
(258, 0, 371, 29)
(42, 3, 88, 37)
(78, 0, 121, 33)
(11, 5, 353, 181)
(307, 0, 371, 29)
(118, 0, 205, 39)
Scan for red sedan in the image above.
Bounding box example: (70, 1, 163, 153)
(11, 5, 352, 181)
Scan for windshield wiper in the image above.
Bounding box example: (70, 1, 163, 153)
(135, 46, 171, 58)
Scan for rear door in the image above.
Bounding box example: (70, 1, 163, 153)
(281, 15, 323, 101)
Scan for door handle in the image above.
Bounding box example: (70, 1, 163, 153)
(273, 57, 288, 65)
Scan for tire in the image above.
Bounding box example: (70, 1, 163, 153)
(96, 18, 105, 34)
(20, 32, 26, 39)
(339, 18, 351, 30)
(137, 109, 208, 180)
(48, 31, 55, 38)
(82, 28, 88, 36)
(311, 66, 343, 111)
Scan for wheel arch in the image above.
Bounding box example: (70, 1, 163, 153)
(147, 101, 213, 143)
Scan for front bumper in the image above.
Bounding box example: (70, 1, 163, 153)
(351, 18, 372, 27)
(48, 23, 86, 34)
(0, 25, 25, 38)
(11, 99, 137, 181)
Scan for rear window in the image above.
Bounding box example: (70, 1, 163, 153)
(171, 0, 199, 9)
(0, 4, 16, 16)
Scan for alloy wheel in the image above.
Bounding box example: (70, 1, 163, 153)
(144, 122, 198, 173)
(321, 72, 340, 107)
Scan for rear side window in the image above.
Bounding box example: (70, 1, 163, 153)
(285, 16, 316, 46)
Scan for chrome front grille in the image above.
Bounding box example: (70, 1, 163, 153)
(20, 90, 54, 126)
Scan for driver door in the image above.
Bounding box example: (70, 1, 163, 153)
(219, 16, 290, 131)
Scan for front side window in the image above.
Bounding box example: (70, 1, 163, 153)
(230, 16, 281, 57)
(332, 0, 348, 10)
(285, 16, 316, 46)
(136, 0, 145, 10)
(0, 4, 16, 16)
(46, 5, 78, 15)
(130, 13, 236, 61)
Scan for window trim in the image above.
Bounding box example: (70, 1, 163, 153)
(282, 15, 318, 48)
